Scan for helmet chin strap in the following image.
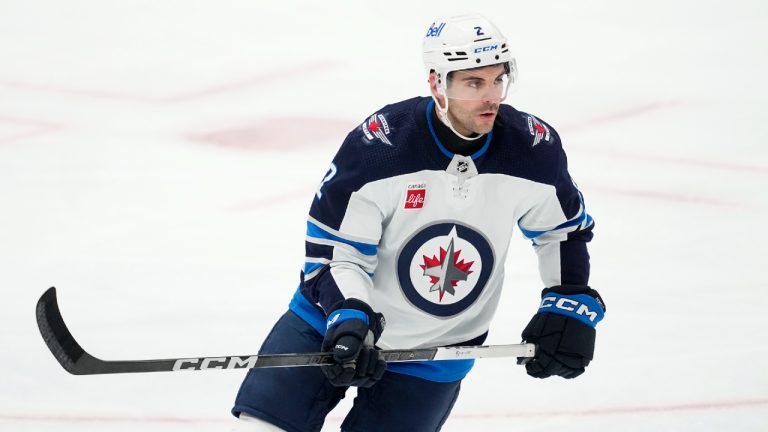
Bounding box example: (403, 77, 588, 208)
(432, 94, 485, 142)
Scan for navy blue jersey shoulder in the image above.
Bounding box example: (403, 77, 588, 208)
(478, 104, 563, 185)
(311, 97, 582, 228)
(480, 105, 583, 220)
(310, 97, 444, 231)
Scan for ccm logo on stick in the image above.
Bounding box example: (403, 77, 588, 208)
(173, 356, 257, 371)
(540, 296, 600, 323)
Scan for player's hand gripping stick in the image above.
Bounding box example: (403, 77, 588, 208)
(519, 285, 605, 379)
(320, 299, 387, 388)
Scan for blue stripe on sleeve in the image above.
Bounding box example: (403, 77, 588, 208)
(519, 209, 590, 239)
(306, 221, 378, 256)
(303, 261, 374, 279)
(519, 185, 596, 239)
(288, 287, 327, 335)
(303, 262, 326, 275)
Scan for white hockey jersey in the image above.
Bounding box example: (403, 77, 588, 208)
(289, 97, 594, 382)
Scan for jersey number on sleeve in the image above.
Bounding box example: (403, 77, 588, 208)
(316, 163, 338, 199)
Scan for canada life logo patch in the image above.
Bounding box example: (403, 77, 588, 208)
(397, 222, 494, 317)
(404, 183, 426, 209)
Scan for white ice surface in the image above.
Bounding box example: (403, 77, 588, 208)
(1, 1, 767, 431)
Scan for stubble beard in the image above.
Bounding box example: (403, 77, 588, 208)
(450, 102, 499, 136)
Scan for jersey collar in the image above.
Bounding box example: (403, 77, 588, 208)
(425, 99, 493, 160)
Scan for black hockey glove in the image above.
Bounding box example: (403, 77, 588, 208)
(520, 285, 606, 379)
(321, 298, 387, 388)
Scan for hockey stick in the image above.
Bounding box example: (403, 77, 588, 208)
(36, 287, 536, 375)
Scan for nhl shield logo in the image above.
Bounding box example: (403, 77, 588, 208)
(397, 222, 494, 317)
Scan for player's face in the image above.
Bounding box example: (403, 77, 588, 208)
(430, 64, 507, 137)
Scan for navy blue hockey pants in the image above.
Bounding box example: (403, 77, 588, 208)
(232, 310, 462, 432)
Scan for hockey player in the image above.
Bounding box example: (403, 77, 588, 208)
(232, 14, 605, 432)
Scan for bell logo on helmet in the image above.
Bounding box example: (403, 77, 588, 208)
(426, 22, 446, 38)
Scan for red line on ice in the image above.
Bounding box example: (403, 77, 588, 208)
(188, 116, 353, 151)
(561, 100, 768, 175)
(575, 145, 768, 175)
(227, 187, 313, 212)
(1, 398, 765, 424)
(562, 100, 682, 133)
(162, 60, 339, 103)
(0, 116, 64, 144)
(0, 414, 222, 424)
(450, 398, 768, 420)
(585, 184, 744, 207)
(3, 60, 339, 104)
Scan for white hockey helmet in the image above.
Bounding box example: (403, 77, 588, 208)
(422, 14, 517, 138)
(423, 14, 517, 98)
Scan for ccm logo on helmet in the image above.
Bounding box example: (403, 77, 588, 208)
(540, 296, 600, 322)
(474, 44, 498, 53)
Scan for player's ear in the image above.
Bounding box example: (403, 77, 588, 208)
(428, 70, 437, 91)
(428, 71, 446, 107)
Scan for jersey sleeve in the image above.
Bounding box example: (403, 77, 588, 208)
(517, 129, 594, 287)
(300, 131, 384, 314)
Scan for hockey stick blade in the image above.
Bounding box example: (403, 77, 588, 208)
(36, 287, 536, 375)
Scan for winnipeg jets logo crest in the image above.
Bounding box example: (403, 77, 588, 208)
(361, 113, 393, 146)
(397, 222, 494, 317)
(526, 115, 551, 147)
(420, 235, 475, 302)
